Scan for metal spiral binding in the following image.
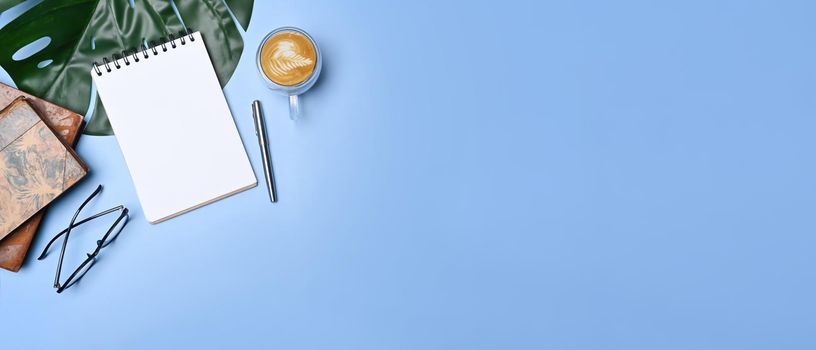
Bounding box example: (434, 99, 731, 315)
(93, 30, 195, 76)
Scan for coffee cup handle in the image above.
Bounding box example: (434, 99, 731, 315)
(289, 95, 301, 120)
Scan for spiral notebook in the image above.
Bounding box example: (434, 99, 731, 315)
(91, 32, 256, 224)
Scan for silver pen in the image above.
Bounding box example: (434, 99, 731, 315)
(252, 100, 277, 202)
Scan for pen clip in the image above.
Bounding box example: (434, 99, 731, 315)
(252, 100, 261, 136)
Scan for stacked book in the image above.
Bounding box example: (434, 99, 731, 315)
(0, 83, 88, 272)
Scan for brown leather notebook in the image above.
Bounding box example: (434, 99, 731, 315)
(0, 84, 85, 272)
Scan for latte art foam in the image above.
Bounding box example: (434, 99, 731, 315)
(260, 31, 317, 86)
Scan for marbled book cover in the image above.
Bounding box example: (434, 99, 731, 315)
(0, 97, 87, 242)
(0, 83, 85, 272)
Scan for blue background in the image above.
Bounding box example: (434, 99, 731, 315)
(2, 0, 816, 348)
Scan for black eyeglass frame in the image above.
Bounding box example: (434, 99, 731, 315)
(37, 185, 130, 293)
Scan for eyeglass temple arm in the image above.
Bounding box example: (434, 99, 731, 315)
(37, 205, 123, 261)
(55, 209, 130, 294)
(53, 185, 106, 289)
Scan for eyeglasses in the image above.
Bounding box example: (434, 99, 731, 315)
(37, 185, 130, 293)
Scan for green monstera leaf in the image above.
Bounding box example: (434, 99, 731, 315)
(0, 1, 25, 12)
(0, 0, 254, 135)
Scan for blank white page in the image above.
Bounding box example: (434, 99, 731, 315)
(92, 32, 256, 223)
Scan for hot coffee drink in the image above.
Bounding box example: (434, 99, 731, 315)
(258, 30, 317, 86)
(256, 27, 322, 120)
